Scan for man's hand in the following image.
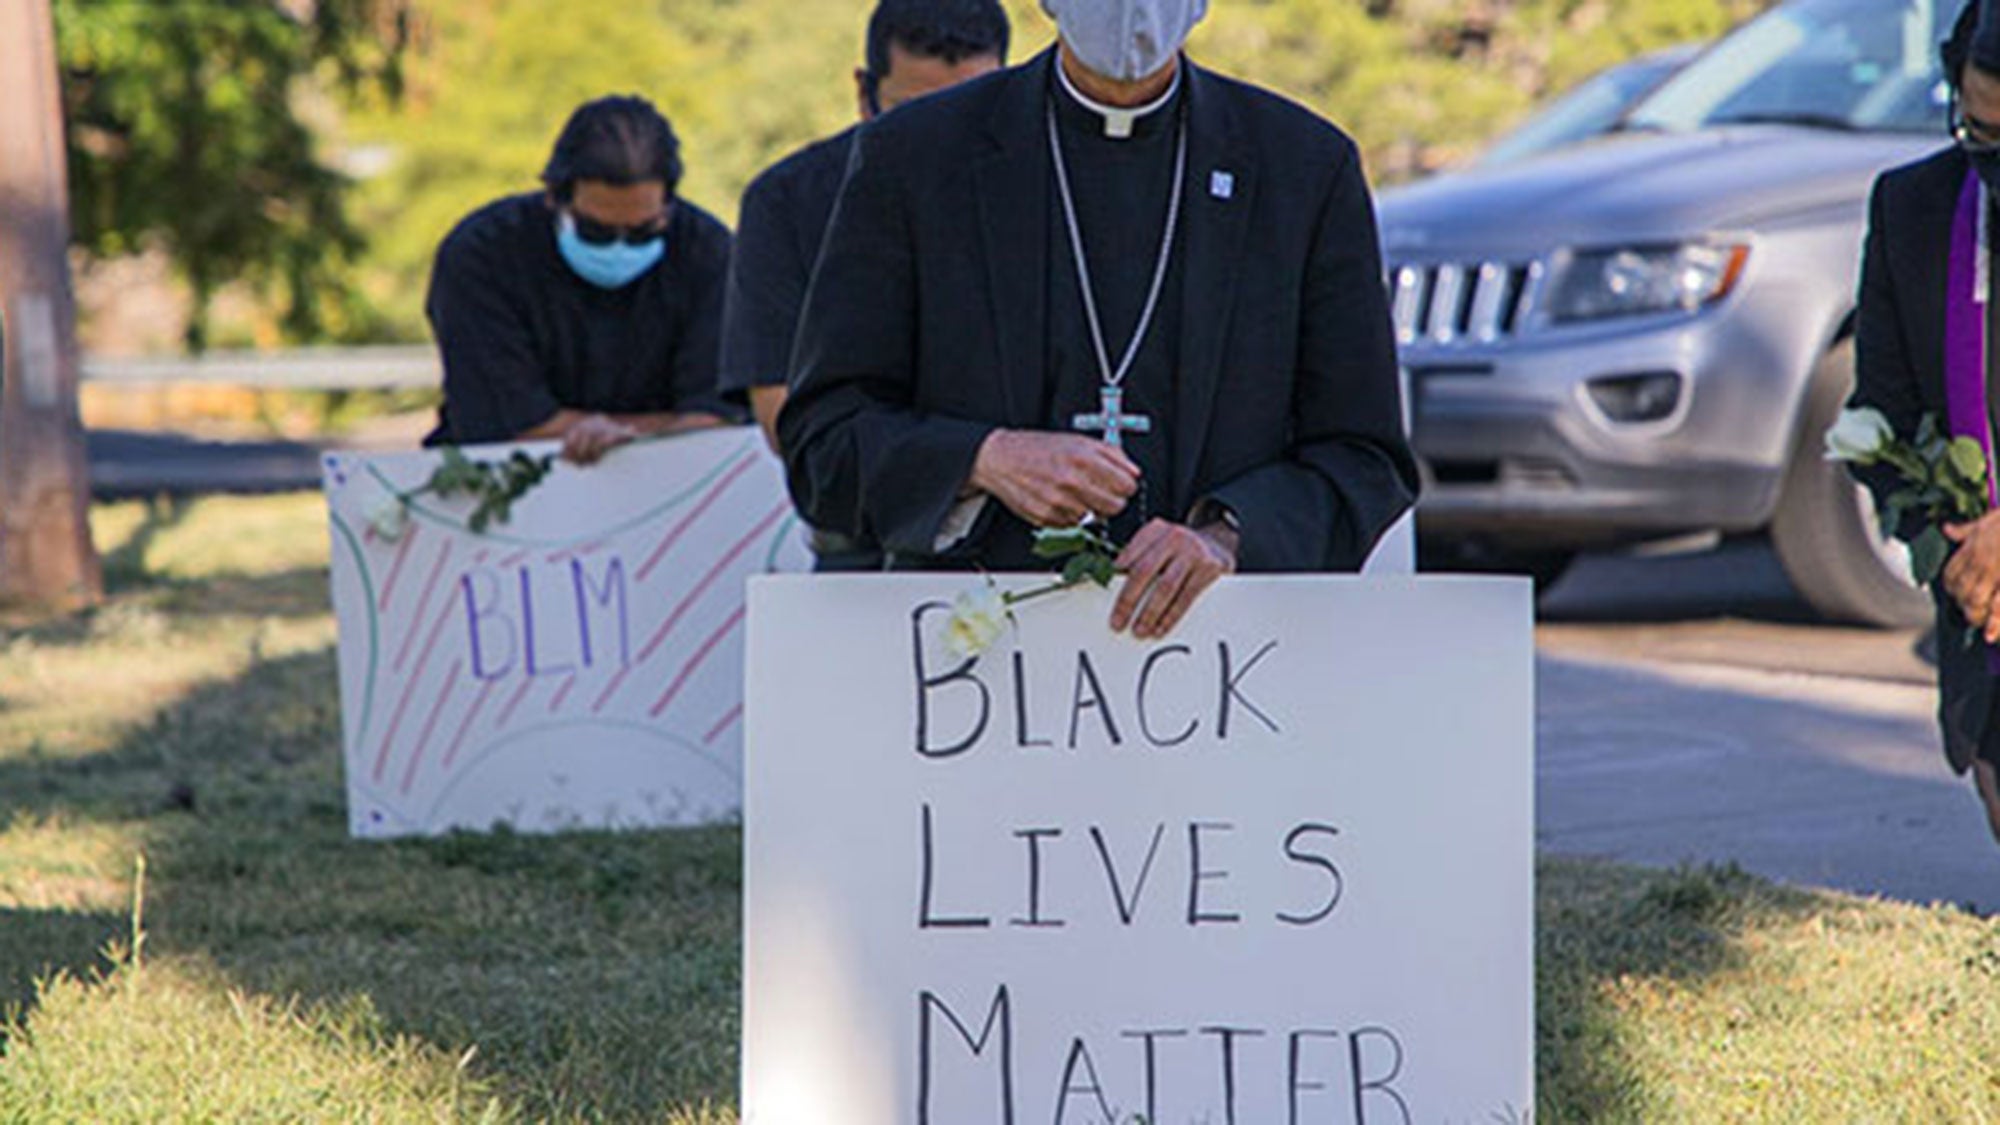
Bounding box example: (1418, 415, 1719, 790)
(969, 430, 1140, 528)
(1945, 512, 2000, 642)
(560, 413, 641, 465)
(1110, 518, 1237, 640)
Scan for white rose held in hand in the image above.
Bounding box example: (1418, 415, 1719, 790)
(1824, 406, 1894, 464)
(943, 586, 1011, 660)
(367, 495, 412, 543)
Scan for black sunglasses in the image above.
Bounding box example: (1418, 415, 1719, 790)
(567, 207, 670, 247)
(1952, 91, 2000, 155)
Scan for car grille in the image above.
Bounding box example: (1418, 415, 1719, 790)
(1387, 260, 1543, 347)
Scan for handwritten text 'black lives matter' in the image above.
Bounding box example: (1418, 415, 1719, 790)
(901, 601, 1413, 1125)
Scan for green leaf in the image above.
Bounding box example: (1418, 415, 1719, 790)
(1911, 525, 1951, 587)
(1949, 437, 1989, 484)
(1060, 553, 1096, 586)
(1032, 528, 1092, 559)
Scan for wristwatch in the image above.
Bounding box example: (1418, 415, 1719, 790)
(1190, 498, 1241, 537)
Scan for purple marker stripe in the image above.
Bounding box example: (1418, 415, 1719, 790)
(441, 677, 500, 772)
(548, 673, 579, 713)
(594, 501, 790, 712)
(702, 702, 744, 746)
(400, 659, 464, 795)
(635, 455, 758, 583)
(392, 541, 455, 674)
(370, 599, 458, 784)
(649, 605, 747, 718)
(376, 524, 421, 611)
(494, 675, 540, 731)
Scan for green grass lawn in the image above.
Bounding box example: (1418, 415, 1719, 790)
(2, 493, 1998, 1122)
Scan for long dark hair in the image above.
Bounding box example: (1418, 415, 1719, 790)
(540, 95, 683, 202)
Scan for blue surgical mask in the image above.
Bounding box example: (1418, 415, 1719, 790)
(556, 211, 665, 289)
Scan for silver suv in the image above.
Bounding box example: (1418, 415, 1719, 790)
(1379, 0, 1951, 626)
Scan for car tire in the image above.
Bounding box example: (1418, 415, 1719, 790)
(1770, 339, 1931, 629)
(1417, 541, 1576, 594)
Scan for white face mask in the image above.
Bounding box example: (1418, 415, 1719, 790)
(1041, 0, 1208, 83)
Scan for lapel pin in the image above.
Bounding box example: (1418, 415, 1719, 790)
(1210, 170, 1235, 200)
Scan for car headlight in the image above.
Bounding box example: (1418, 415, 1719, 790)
(1545, 242, 1750, 324)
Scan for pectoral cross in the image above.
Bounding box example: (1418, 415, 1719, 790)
(1072, 385, 1152, 449)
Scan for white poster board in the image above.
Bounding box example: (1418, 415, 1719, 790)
(323, 427, 810, 838)
(744, 576, 1534, 1124)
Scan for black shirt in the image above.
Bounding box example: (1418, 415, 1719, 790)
(1044, 78, 1187, 542)
(423, 192, 738, 447)
(718, 127, 858, 400)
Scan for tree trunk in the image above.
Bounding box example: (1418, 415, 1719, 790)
(0, 0, 102, 611)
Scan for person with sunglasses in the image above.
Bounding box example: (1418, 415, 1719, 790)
(1848, 0, 2000, 844)
(718, 0, 1010, 571)
(423, 95, 740, 464)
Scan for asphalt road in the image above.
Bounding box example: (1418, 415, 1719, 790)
(1538, 544, 1994, 910)
(86, 430, 1998, 908)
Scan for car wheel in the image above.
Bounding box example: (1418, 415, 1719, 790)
(1417, 541, 1576, 594)
(1769, 339, 1931, 629)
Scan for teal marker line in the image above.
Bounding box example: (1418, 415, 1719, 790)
(764, 513, 802, 572)
(362, 434, 766, 550)
(328, 513, 383, 749)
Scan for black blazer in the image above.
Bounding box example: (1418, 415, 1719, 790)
(777, 49, 1419, 572)
(1849, 146, 1989, 773)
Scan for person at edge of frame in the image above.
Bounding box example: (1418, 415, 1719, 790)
(1847, 0, 2000, 842)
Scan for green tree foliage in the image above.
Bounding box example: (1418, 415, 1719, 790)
(59, 0, 1781, 345)
(55, 0, 411, 350)
(343, 0, 916, 336)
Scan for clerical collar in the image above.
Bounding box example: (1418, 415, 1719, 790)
(1054, 57, 1183, 141)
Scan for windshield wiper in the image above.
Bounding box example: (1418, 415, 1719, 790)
(1710, 111, 1858, 132)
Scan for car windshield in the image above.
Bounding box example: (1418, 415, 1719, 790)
(1479, 48, 1695, 167)
(1625, 0, 1953, 135)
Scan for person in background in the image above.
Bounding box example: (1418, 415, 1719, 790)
(719, 0, 1010, 570)
(425, 94, 740, 464)
(1847, 0, 2000, 840)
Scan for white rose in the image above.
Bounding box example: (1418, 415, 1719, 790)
(943, 586, 1010, 661)
(1823, 407, 1894, 464)
(367, 496, 412, 542)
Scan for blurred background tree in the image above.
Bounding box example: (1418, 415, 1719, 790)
(55, 0, 412, 351)
(54, 0, 1778, 350)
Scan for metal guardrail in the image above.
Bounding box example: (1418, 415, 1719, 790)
(81, 345, 439, 390)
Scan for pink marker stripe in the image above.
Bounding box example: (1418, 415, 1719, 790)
(499, 549, 531, 569)
(548, 673, 579, 713)
(594, 501, 789, 712)
(649, 605, 747, 718)
(703, 703, 744, 746)
(635, 455, 758, 583)
(370, 600, 457, 784)
(494, 675, 540, 730)
(393, 541, 455, 674)
(400, 659, 464, 795)
(376, 524, 421, 611)
(441, 677, 500, 772)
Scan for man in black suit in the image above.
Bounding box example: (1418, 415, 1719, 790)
(779, 0, 1418, 639)
(719, 0, 1011, 571)
(1850, 0, 2000, 838)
